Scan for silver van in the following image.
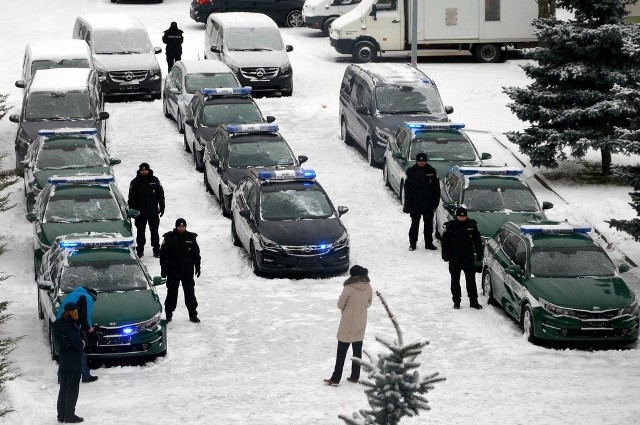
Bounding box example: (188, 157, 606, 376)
(73, 14, 162, 99)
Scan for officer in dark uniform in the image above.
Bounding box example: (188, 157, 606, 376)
(160, 218, 201, 323)
(441, 207, 483, 310)
(403, 152, 440, 250)
(54, 302, 85, 423)
(162, 21, 184, 71)
(128, 163, 165, 258)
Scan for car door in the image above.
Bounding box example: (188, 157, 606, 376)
(494, 232, 525, 320)
(387, 128, 408, 194)
(350, 78, 373, 151)
(209, 132, 227, 199)
(184, 97, 200, 152)
(503, 237, 528, 319)
(165, 66, 181, 117)
(436, 173, 460, 234)
(236, 180, 257, 250)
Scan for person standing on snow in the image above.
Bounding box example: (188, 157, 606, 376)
(324, 265, 373, 386)
(162, 21, 183, 71)
(403, 152, 440, 251)
(128, 163, 165, 258)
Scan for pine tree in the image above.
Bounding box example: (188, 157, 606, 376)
(339, 292, 445, 425)
(607, 165, 640, 239)
(503, 0, 640, 175)
(538, 0, 557, 19)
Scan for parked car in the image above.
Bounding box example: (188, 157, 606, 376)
(231, 168, 350, 275)
(163, 60, 241, 134)
(190, 0, 305, 27)
(302, 0, 361, 35)
(482, 222, 639, 345)
(37, 233, 167, 360)
(339, 63, 453, 166)
(203, 123, 307, 216)
(19, 128, 120, 213)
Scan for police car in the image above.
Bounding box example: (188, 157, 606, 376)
(37, 234, 167, 360)
(26, 175, 138, 272)
(230, 168, 350, 275)
(383, 122, 491, 200)
(20, 128, 121, 213)
(482, 222, 639, 344)
(203, 123, 307, 217)
(183, 87, 275, 171)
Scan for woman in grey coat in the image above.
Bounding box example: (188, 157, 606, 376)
(324, 265, 373, 386)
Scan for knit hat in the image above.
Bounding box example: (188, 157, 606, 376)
(170, 21, 178, 29)
(455, 207, 468, 217)
(64, 302, 78, 311)
(139, 162, 150, 171)
(175, 218, 187, 227)
(349, 265, 368, 277)
(415, 152, 428, 162)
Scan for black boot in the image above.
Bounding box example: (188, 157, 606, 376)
(136, 247, 144, 257)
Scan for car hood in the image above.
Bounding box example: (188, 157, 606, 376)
(33, 167, 112, 191)
(528, 276, 634, 310)
(224, 50, 289, 68)
(258, 218, 344, 245)
(471, 212, 547, 238)
(91, 290, 161, 327)
(41, 221, 131, 246)
(22, 120, 98, 140)
(93, 53, 159, 71)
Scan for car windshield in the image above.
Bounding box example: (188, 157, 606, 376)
(463, 185, 539, 212)
(93, 29, 152, 54)
(44, 193, 123, 222)
(202, 103, 262, 127)
(226, 28, 283, 51)
(59, 260, 148, 292)
(530, 246, 615, 278)
(375, 84, 445, 114)
(410, 134, 477, 161)
(31, 59, 91, 75)
(25, 91, 92, 120)
(261, 189, 334, 220)
(228, 141, 295, 168)
(185, 73, 239, 94)
(37, 141, 107, 169)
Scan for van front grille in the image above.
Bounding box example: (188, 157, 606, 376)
(109, 70, 149, 83)
(240, 67, 279, 80)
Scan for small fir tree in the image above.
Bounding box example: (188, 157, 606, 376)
(607, 165, 640, 239)
(503, 0, 640, 175)
(339, 292, 445, 425)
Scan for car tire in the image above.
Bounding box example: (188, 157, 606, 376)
(282, 89, 293, 97)
(162, 96, 171, 119)
(220, 187, 231, 218)
(177, 111, 185, 134)
(383, 161, 392, 190)
(204, 169, 213, 194)
(183, 133, 191, 153)
(152, 93, 161, 100)
(231, 219, 242, 247)
(352, 40, 377, 63)
(285, 9, 303, 27)
(482, 269, 497, 306)
(321, 17, 336, 36)
(49, 324, 58, 361)
(366, 140, 379, 167)
(340, 117, 353, 146)
(194, 150, 204, 173)
(472, 43, 504, 63)
(522, 304, 538, 344)
(250, 243, 261, 276)
(15, 147, 24, 170)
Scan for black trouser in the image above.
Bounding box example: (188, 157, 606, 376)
(167, 54, 181, 71)
(409, 210, 435, 246)
(57, 368, 81, 420)
(135, 215, 160, 252)
(449, 262, 478, 304)
(330, 340, 363, 383)
(165, 274, 198, 318)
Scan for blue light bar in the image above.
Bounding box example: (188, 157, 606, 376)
(257, 169, 316, 181)
(226, 123, 279, 134)
(519, 225, 592, 235)
(38, 128, 98, 137)
(201, 87, 251, 96)
(456, 166, 523, 176)
(48, 175, 114, 185)
(58, 236, 135, 249)
(405, 122, 465, 131)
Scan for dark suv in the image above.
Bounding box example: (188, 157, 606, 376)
(190, 0, 305, 27)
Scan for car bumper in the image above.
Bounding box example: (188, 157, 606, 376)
(330, 37, 354, 55)
(101, 77, 162, 98)
(87, 323, 167, 359)
(256, 246, 349, 274)
(236, 73, 293, 94)
(303, 15, 323, 29)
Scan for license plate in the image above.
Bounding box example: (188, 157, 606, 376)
(100, 336, 131, 346)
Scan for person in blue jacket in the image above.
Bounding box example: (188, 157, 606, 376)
(56, 286, 98, 383)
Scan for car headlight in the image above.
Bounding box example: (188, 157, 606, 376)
(149, 66, 162, 80)
(259, 235, 282, 252)
(94, 66, 109, 79)
(330, 28, 340, 38)
(539, 298, 575, 317)
(333, 231, 349, 249)
(619, 297, 639, 316)
(16, 126, 30, 144)
(135, 313, 162, 332)
(280, 62, 291, 74)
(228, 64, 240, 74)
(374, 127, 392, 146)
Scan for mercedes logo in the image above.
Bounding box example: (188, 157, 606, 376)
(124, 72, 134, 82)
(255, 68, 265, 78)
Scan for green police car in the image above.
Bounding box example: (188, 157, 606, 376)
(26, 175, 138, 272)
(382, 122, 491, 200)
(37, 234, 167, 360)
(20, 128, 121, 213)
(482, 222, 639, 344)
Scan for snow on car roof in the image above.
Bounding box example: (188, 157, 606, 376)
(179, 60, 236, 74)
(78, 14, 146, 30)
(210, 12, 279, 28)
(26, 39, 90, 61)
(29, 68, 92, 92)
(356, 63, 431, 84)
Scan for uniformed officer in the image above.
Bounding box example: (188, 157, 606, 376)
(403, 152, 440, 250)
(162, 21, 183, 71)
(128, 163, 165, 258)
(441, 206, 483, 310)
(160, 218, 201, 323)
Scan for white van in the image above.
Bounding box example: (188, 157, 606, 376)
(73, 14, 163, 99)
(302, 0, 360, 35)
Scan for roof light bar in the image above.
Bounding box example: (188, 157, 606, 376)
(519, 224, 592, 235)
(58, 236, 135, 249)
(456, 166, 523, 176)
(405, 122, 465, 131)
(226, 123, 279, 134)
(257, 169, 316, 181)
(48, 175, 114, 185)
(38, 128, 98, 137)
(201, 87, 251, 96)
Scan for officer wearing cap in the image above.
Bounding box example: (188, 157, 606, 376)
(160, 218, 202, 323)
(441, 206, 483, 310)
(403, 152, 440, 251)
(128, 163, 166, 258)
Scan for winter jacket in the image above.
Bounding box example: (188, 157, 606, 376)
(336, 276, 373, 343)
(128, 170, 165, 218)
(160, 229, 201, 277)
(162, 27, 184, 57)
(441, 218, 483, 267)
(56, 287, 94, 330)
(403, 163, 440, 213)
(53, 317, 84, 372)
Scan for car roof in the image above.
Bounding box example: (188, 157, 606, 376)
(466, 175, 528, 187)
(209, 12, 279, 29)
(29, 68, 92, 92)
(38, 136, 99, 147)
(66, 247, 134, 264)
(248, 167, 318, 186)
(177, 60, 236, 74)
(504, 222, 597, 248)
(26, 39, 91, 61)
(49, 183, 114, 197)
(350, 63, 431, 85)
(77, 14, 146, 30)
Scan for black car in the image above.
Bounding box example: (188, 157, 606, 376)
(184, 87, 274, 171)
(203, 123, 307, 216)
(230, 168, 350, 275)
(190, 0, 305, 27)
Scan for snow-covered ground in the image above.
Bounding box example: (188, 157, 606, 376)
(1, 1, 640, 424)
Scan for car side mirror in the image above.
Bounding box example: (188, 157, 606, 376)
(370, 3, 377, 19)
(26, 212, 38, 222)
(9, 114, 20, 123)
(239, 209, 252, 219)
(481, 152, 492, 160)
(38, 281, 53, 291)
(210, 46, 220, 53)
(99, 111, 109, 120)
(337, 206, 349, 217)
(110, 158, 121, 165)
(392, 152, 404, 160)
(209, 157, 220, 167)
(618, 263, 630, 273)
(170, 87, 180, 94)
(266, 116, 276, 123)
(127, 209, 140, 218)
(542, 201, 553, 210)
(506, 264, 522, 276)
(286, 45, 293, 52)
(298, 155, 308, 164)
(15, 80, 25, 89)
(355, 106, 369, 115)
(185, 118, 195, 127)
(154, 47, 163, 54)
(442, 201, 457, 212)
(152, 276, 167, 286)
(445, 106, 454, 114)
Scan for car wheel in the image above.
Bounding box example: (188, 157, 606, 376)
(194, 150, 204, 173)
(366, 140, 378, 167)
(250, 243, 261, 276)
(163, 96, 171, 119)
(472, 43, 504, 63)
(321, 17, 336, 36)
(183, 133, 191, 153)
(482, 269, 496, 306)
(352, 40, 377, 63)
(285, 9, 303, 27)
(522, 304, 538, 344)
(204, 169, 213, 194)
(220, 186, 231, 218)
(340, 117, 353, 146)
(177, 112, 185, 134)
(282, 89, 293, 97)
(231, 219, 242, 247)
(151, 93, 161, 100)
(49, 324, 58, 361)
(383, 161, 392, 189)
(15, 147, 24, 170)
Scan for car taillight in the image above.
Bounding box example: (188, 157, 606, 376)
(197, 0, 211, 4)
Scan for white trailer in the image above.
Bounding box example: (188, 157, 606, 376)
(329, 0, 539, 63)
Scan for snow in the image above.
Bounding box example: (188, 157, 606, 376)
(28, 68, 92, 93)
(212, 12, 280, 28)
(1, 2, 640, 425)
(24, 40, 91, 62)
